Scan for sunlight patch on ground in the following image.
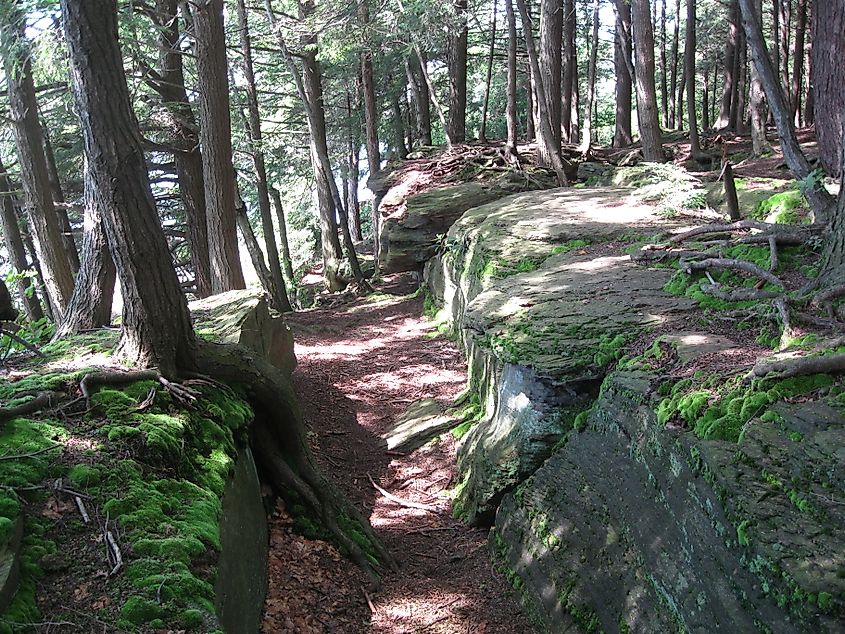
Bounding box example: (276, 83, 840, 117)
(369, 590, 472, 634)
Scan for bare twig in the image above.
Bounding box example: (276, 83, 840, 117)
(105, 529, 123, 575)
(0, 442, 62, 461)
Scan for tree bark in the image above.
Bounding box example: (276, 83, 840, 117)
(2, 12, 75, 319)
(41, 132, 80, 274)
(778, 0, 791, 98)
(514, 0, 570, 184)
(447, 0, 469, 143)
(790, 0, 807, 127)
(270, 188, 296, 290)
(738, 0, 836, 222)
(62, 0, 197, 375)
(21, 227, 53, 321)
(684, 0, 705, 159)
(235, 0, 291, 312)
(669, 0, 681, 128)
(55, 165, 117, 336)
(748, 0, 770, 155)
(346, 92, 363, 241)
(505, 0, 520, 159)
(191, 0, 246, 293)
(702, 65, 711, 131)
(579, 0, 600, 155)
(539, 0, 562, 152)
(632, 0, 665, 161)
(479, 0, 498, 143)
(613, 0, 634, 147)
(235, 197, 289, 312)
(811, 1, 844, 177)
(390, 88, 409, 159)
(660, 0, 669, 127)
(148, 0, 212, 298)
(561, 0, 576, 143)
(359, 0, 382, 265)
(716, 0, 740, 130)
(0, 156, 43, 320)
(406, 51, 433, 146)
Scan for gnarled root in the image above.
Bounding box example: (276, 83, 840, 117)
(195, 341, 397, 584)
(0, 390, 64, 425)
(680, 257, 784, 289)
(750, 352, 845, 380)
(80, 369, 200, 407)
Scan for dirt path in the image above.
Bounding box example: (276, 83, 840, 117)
(260, 273, 534, 634)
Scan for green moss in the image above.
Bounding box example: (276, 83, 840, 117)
(118, 596, 166, 626)
(550, 239, 590, 256)
(817, 592, 833, 612)
(754, 188, 808, 224)
(593, 334, 629, 367)
(66, 464, 101, 488)
(737, 520, 752, 546)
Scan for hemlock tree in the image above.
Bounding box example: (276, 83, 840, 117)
(60, 0, 391, 578)
(612, 0, 633, 147)
(631, 0, 664, 161)
(1, 5, 75, 318)
(190, 0, 246, 293)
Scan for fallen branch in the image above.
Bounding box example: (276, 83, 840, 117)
(74, 496, 90, 523)
(768, 236, 779, 272)
(0, 321, 45, 357)
(681, 258, 784, 289)
(750, 352, 845, 380)
(367, 472, 439, 513)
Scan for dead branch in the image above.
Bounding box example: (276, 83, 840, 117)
(630, 248, 712, 265)
(0, 321, 45, 357)
(105, 529, 123, 575)
(0, 442, 62, 460)
(74, 496, 90, 523)
(367, 472, 439, 513)
(681, 258, 785, 288)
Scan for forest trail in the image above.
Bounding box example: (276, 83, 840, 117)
(260, 273, 534, 634)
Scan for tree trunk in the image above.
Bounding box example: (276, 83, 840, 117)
(659, 0, 668, 127)
(479, 0, 498, 143)
(504, 0, 520, 159)
(669, 0, 681, 128)
(802, 8, 813, 127)
(684, 0, 705, 159)
(270, 188, 296, 290)
(749, 0, 770, 155)
(147, 0, 212, 298)
(359, 0, 382, 266)
(191, 0, 245, 294)
(539, 0, 562, 153)
(778, 0, 791, 98)
(235, 196, 289, 312)
(788, 0, 806, 126)
(406, 51, 433, 146)
(702, 66, 711, 131)
(514, 0, 570, 184)
(0, 157, 43, 320)
(632, 0, 665, 161)
(716, 0, 740, 129)
(738, 0, 836, 222)
(235, 0, 291, 312)
(524, 60, 536, 142)
(568, 27, 580, 144)
(613, 0, 634, 147)
(561, 0, 576, 143)
(811, 1, 844, 177)
(734, 28, 748, 132)
(676, 59, 686, 130)
(447, 0, 468, 143)
(55, 165, 116, 336)
(390, 89, 409, 159)
(21, 227, 53, 322)
(579, 0, 600, 155)
(2, 14, 75, 319)
(41, 132, 80, 274)
(346, 93, 363, 241)
(62, 0, 197, 375)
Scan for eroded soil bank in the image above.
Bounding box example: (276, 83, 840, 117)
(261, 273, 534, 633)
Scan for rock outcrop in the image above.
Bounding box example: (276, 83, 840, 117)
(425, 186, 845, 632)
(374, 167, 556, 274)
(190, 290, 296, 377)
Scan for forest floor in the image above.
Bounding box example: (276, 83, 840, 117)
(260, 273, 535, 634)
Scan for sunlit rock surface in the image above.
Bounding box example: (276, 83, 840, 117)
(425, 187, 845, 632)
(190, 290, 296, 377)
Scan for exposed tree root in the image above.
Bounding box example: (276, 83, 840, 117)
(699, 284, 782, 302)
(768, 236, 779, 272)
(0, 321, 45, 358)
(750, 352, 845, 380)
(630, 248, 713, 264)
(680, 257, 785, 288)
(0, 391, 64, 425)
(194, 341, 397, 584)
(79, 369, 200, 407)
(670, 220, 787, 243)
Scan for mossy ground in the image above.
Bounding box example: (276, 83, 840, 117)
(0, 330, 252, 632)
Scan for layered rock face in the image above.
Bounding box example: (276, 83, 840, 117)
(424, 187, 845, 632)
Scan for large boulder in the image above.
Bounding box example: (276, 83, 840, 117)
(190, 290, 296, 377)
